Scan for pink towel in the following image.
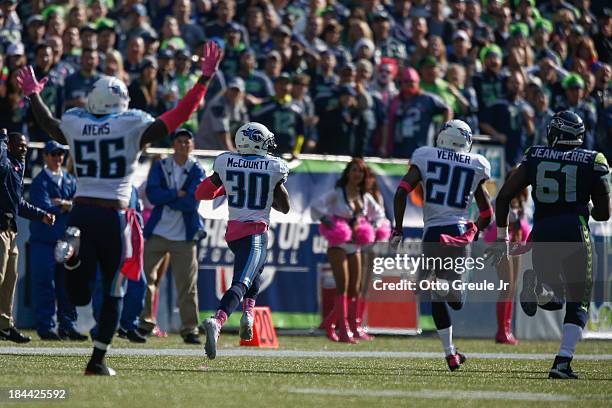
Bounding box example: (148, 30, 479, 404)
(121, 209, 144, 281)
(439, 222, 479, 247)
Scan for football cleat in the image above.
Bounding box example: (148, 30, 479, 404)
(239, 311, 254, 341)
(548, 356, 578, 379)
(520, 269, 538, 317)
(202, 318, 220, 360)
(85, 362, 116, 376)
(54, 227, 81, 264)
(0, 326, 32, 343)
(446, 352, 465, 371)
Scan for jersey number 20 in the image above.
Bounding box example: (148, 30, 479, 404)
(425, 161, 475, 208)
(226, 170, 270, 210)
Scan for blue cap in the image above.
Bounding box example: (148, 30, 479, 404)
(171, 128, 193, 140)
(44, 140, 68, 154)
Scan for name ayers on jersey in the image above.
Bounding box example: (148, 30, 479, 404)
(528, 146, 591, 164)
(82, 123, 111, 136)
(226, 156, 272, 170)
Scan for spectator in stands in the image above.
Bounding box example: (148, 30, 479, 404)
(0, 69, 27, 133)
(80, 24, 98, 53)
(553, 73, 598, 149)
(125, 35, 146, 84)
(28, 141, 85, 341)
(204, 0, 244, 47)
(196, 77, 248, 151)
(383, 67, 451, 158)
(592, 63, 611, 152)
(139, 129, 205, 345)
(237, 48, 273, 109)
(322, 21, 350, 69)
(532, 18, 555, 61)
(63, 48, 99, 110)
(24, 15, 45, 60)
(263, 50, 283, 84)
(219, 22, 245, 79)
(46, 35, 74, 85)
(390, 0, 412, 43)
(128, 56, 163, 116)
(446, 63, 479, 134)
(156, 49, 178, 114)
(126, 4, 157, 42)
(473, 44, 507, 126)
(174, 48, 200, 134)
(297, 13, 327, 55)
(171, 0, 205, 50)
(61, 26, 81, 70)
(448, 30, 479, 86)
(593, 9, 611, 64)
(406, 16, 429, 67)
(103, 49, 129, 84)
(371, 12, 406, 65)
(245, 6, 271, 57)
(252, 73, 305, 155)
(310, 50, 338, 99)
(529, 84, 554, 146)
(480, 71, 535, 167)
(369, 62, 398, 110)
(6, 42, 25, 71)
(292, 73, 318, 152)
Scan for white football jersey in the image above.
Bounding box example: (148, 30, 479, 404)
(60, 108, 154, 202)
(213, 152, 289, 224)
(411, 146, 491, 228)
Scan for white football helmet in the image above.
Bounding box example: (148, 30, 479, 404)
(234, 122, 277, 156)
(436, 119, 473, 153)
(86, 76, 130, 115)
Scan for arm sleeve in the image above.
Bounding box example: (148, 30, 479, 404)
(18, 199, 47, 221)
(145, 161, 178, 206)
(593, 152, 610, 176)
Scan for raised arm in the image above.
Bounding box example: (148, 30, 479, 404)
(17, 66, 67, 144)
(140, 41, 222, 149)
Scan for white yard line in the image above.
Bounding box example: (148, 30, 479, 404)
(1, 347, 611, 360)
(287, 387, 576, 401)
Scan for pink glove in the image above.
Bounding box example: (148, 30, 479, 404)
(16, 65, 48, 96)
(199, 41, 222, 77)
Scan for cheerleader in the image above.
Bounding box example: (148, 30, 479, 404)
(312, 159, 386, 343)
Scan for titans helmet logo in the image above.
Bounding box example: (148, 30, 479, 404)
(241, 127, 264, 142)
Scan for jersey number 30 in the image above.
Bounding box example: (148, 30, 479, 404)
(74, 139, 126, 179)
(226, 170, 270, 210)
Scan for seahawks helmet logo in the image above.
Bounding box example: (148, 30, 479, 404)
(241, 127, 264, 142)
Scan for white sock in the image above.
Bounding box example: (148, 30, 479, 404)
(438, 327, 455, 355)
(559, 323, 582, 358)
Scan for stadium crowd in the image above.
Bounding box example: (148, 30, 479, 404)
(0, 0, 609, 163)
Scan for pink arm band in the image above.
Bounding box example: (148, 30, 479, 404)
(479, 207, 494, 218)
(195, 177, 226, 200)
(398, 180, 413, 193)
(159, 83, 208, 134)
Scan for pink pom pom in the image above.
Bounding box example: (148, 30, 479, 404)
(319, 216, 352, 246)
(354, 217, 375, 246)
(375, 220, 392, 242)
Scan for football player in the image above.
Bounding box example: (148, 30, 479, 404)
(17, 41, 222, 375)
(195, 122, 290, 359)
(391, 120, 493, 371)
(491, 111, 610, 379)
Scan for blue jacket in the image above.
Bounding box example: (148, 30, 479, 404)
(143, 156, 205, 241)
(29, 168, 77, 244)
(0, 136, 46, 230)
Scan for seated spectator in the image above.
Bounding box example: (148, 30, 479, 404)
(128, 56, 163, 116)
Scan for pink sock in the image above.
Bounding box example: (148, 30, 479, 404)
(214, 310, 228, 326)
(243, 298, 256, 314)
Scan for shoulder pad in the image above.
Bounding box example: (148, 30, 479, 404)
(594, 152, 610, 175)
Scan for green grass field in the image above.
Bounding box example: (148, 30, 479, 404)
(1, 332, 611, 407)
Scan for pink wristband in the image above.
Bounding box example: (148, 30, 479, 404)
(479, 207, 494, 218)
(398, 181, 413, 193)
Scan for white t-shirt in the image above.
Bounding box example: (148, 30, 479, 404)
(152, 158, 189, 241)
